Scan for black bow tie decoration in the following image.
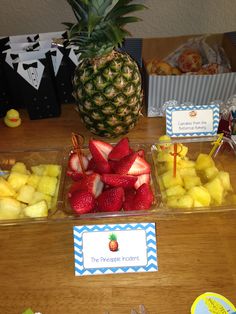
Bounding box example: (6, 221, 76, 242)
(11, 53, 19, 60)
(26, 42, 40, 52)
(23, 62, 38, 70)
(50, 50, 57, 56)
(27, 34, 39, 42)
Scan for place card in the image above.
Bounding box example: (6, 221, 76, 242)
(166, 104, 220, 137)
(73, 222, 158, 276)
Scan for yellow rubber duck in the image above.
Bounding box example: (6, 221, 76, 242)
(4, 109, 21, 128)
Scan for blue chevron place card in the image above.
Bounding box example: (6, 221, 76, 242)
(73, 223, 158, 276)
(166, 104, 220, 137)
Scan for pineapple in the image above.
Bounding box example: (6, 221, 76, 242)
(23, 200, 48, 218)
(0, 177, 16, 197)
(65, 0, 146, 137)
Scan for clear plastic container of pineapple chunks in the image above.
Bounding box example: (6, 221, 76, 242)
(0, 148, 66, 225)
(151, 136, 236, 214)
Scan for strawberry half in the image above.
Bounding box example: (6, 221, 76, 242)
(89, 139, 113, 162)
(127, 156, 151, 176)
(134, 183, 154, 210)
(87, 157, 111, 174)
(69, 190, 95, 214)
(108, 137, 130, 160)
(96, 187, 124, 212)
(123, 188, 136, 211)
(68, 173, 104, 198)
(68, 153, 88, 173)
(101, 174, 137, 189)
(134, 173, 150, 189)
(112, 152, 138, 175)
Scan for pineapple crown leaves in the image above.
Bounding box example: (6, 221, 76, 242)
(64, 0, 146, 59)
(109, 233, 117, 241)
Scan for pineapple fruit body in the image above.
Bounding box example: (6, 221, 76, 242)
(73, 50, 143, 138)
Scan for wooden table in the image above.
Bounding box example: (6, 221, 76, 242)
(0, 105, 236, 314)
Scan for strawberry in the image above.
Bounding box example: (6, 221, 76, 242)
(69, 190, 95, 214)
(123, 188, 136, 211)
(101, 174, 137, 188)
(89, 139, 113, 163)
(112, 152, 138, 175)
(134, 183, 154, 210)
(68, 173, 104, 198)
(127, 156, 151, 176)
(134, 173, 150, 189)
(66, 170, 85, 181)
(68, 152, 88, 173)
(87, 157, 111, 174)
(108, 137, 130, 160)
(96, 187, 124, 212)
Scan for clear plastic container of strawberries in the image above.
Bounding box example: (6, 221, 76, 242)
(62, 135, 158, 218)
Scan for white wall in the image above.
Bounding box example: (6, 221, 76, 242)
(0, 0, 236, 38)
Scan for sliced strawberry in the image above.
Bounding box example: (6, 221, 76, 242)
(69, 190, 95, 215)
(127, 156, 151, 176)
(89, 139, 113, 163)
(133, 183, 154, 210)
(134, 173, 150, 189)
(112, 152, 138, 175)
(101, 174, 137, 189)
(66, 170, 85, 181)
(123, 188, 136, 211)
(68, 153, 88, 172)
(108, 137, 130, 160)
(96, 187, 124, 212)
(68, 173, 104, 198)
(87, 157, 111, 174)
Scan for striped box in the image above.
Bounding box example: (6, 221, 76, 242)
(142, 32, 236, 117)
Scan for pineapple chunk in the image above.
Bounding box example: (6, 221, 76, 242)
(156, 151, 181, 163)
(205, 177, 224, 205)
(202, 166, 219, 181)
(29, 191, 52, 209)
(37, 176, 58, 196)
(162, 170, 183, 189)
(0, 177, 16, 197)
(183, 175, 201, 190)
(23, 200, 48, 218)
(0, 197, 22, 219)
(165, 185, 186, 197)
(7, 172, 28, 191)
(177, 195, 194, 208)
(216, 171, 233, 192)
(16, 185, 35, 204)
(179, 167, 197, 177)
(31, 165, 47, 176)
(11, 162, 28, 174)
(178, 159, 195, 169)
(188, 186, 211, 207)
(195, 153, 215, 170)
(44, 164, 61, 177)
(27, 174, 40, 188)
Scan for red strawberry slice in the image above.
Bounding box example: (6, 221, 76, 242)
(87, 157, 111, 174)
(68, 173, 104, 198)
(108, 137, 130, 160)
(101, 174, 137, 188)
(69, 190, 95, 214)
(112, 152, 138, 175)
(89, 139, 113, 162)
(127, 156, 151, 176)
(134, 173, 150, 189)
(66, 170, 85, 181)
(133, 183, 154, 210)
(68, 153, 88, 172)
(96, 187, 124, 212)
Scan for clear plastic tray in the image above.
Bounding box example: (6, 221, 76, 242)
(60, 143, 159, 219)
(151, 136, 236, 214)
(0, 148, 66, 225)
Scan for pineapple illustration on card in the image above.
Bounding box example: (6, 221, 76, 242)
(108, 233, 118, 252)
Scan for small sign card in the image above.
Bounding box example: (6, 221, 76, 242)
(166, 104, 220, 137)
(73, 223, 158, 276)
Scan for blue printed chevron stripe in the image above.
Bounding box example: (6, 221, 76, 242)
(146, 72, 236, 117)
(166, 104, 219, 137)
(73, 223, 158, 276)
